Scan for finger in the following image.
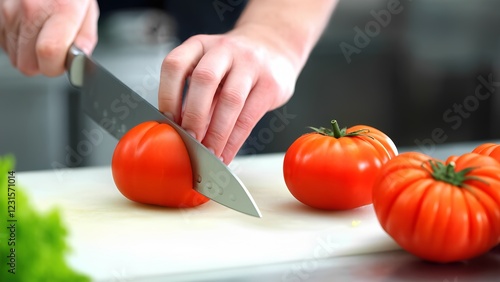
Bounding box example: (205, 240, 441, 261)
(0, 34, 4, 54)
(202, 63, 256, 158)
(181, 46, 233, 141)
(16, 1, 50, 76)
(73, 0, 99, 55)
(221, 81, 275, 164)
(158, 37, 204, 124)
(187, 75, 226, 125)
(1, 0, 20, 67)
(36, 1, 89, 76)
(0, 24, 5, 53)
(0, 1, 6, 51)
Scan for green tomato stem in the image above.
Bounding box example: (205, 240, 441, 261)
(426, 160, 484, 187)
(308, 120, 373, 139)
(331, 120, 342, 138)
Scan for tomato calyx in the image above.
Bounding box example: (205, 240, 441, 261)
(425, 160, 484, 188)
(309, 120, 373, 139)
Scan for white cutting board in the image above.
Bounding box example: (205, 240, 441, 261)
(19, 153, 400, 281)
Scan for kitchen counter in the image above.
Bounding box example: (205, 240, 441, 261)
(16, 140, 500, 282)
(162, 246, 500, 282)
(161, 140, 500, 282)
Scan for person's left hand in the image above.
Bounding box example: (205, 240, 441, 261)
(158, 24, 300, 164)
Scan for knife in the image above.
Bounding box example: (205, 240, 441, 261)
(66, 45, 261, 218)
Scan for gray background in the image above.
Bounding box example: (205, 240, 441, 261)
(2, 0, 500, 171)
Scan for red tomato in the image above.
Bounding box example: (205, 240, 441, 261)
(373, 152, 500, 263)
(112, 121, 209, 207)
(472, 143, 500, 163)
(283, 120, 397, 210)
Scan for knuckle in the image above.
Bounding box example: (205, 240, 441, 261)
(18, 66, 38, 76)
(189, 34, 208, 43)
(182, 110, 205, 125)
(158, 95, 176, 106)
(1, 2, 15, 24)
(207, 129, 226, 145)
(220, 87, 244, 109)
(239, 46, 259, 62)
(0, 3, 7, 20)
(161, 54, 184, 73)
(36, 40, 63, 60)
(234, 113, 255, 132)
(215, 36, 231, 47)
(258, 74, 277, 90)
(20, 0, 42, 20)
(258, 76, 285, 103)
(191, 67, 218, 85)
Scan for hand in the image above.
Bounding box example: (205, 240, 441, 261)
(158, 24, 300, 164)
(0, 0, 99, 76)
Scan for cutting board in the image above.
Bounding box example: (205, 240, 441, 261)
(19, 153, 400, 281)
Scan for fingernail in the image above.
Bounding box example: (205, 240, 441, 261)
(207, 148, 223, 162)
(186, 130, 196, 139)
(78, 44, 93, 55)
(163, 112, 174, 121)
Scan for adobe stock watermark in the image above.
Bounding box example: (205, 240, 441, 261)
(110, 267, 129, 282)
(280, 227, 355, 282)
(414, 73, 500, 155)
(228, 106, 297, 176)
(339, 0, 409, 64)
(178, 165, 245, 223)
(212, 0, 245, 21)
(51, 64, 161, 182)
(180, 106, 297, 222)
(239, 107, 297, 155)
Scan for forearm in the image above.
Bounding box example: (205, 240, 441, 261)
(233, 0, 338, 71)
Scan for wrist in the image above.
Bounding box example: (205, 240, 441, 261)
(230, 0, 337, 73)
(228, 23, 306, 74)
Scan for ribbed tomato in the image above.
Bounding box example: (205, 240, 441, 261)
(111, 121, 209, 208)
(283, 120, 397, 210)
(472, 143, 500, 163)
(373, 152, 500, 263)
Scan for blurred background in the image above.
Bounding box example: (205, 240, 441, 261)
(1, 0, 500, 171)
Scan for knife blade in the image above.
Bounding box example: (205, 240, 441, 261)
(66, 45, 261, 218)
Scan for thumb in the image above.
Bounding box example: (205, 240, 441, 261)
(73, 0, 99, 55)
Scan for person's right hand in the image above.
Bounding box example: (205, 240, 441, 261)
(0, 0, 99, 76)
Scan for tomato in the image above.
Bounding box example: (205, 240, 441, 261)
(111, 121, 209, 207)
(472, 143, 500, 163)
(283, 120, 397, 210)
(372, 152, 500, 263)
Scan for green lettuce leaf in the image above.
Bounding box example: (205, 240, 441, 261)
(0, 155, 90, 282)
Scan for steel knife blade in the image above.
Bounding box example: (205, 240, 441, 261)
(66, 45, 261, 218)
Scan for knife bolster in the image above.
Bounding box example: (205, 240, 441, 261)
(66, 45, 85, 88)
